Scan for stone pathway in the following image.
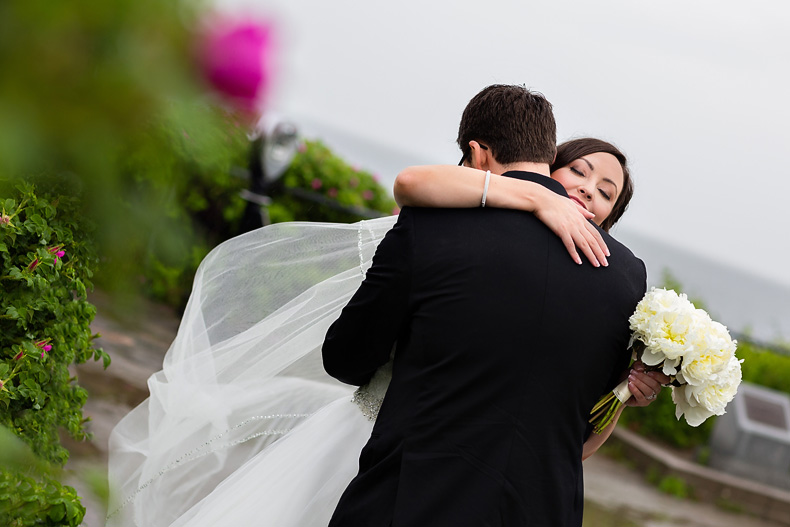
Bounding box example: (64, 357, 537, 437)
(64, 292, 786, 527)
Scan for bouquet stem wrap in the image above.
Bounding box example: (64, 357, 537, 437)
(589, 346, 642, 434)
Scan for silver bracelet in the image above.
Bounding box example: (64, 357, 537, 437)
(481, 170, 491, 207)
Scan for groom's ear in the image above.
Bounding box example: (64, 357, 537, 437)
(468, 141, 490, 171)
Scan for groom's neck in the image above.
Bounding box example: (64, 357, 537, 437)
(496, 161, 551, 177)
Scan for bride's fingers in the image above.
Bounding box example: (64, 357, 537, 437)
(626, 370, 662, 407)
(574, 235, 601, 268)
(573, 202, 595, 220)
(581, 227, 608, 267)
(584, 221, 609, 258)
(560, 233, 583, 266)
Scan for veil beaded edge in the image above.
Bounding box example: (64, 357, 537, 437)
(106, 216, 397, 527)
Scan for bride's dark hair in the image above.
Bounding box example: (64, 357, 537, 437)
(551, 138, 632, 232)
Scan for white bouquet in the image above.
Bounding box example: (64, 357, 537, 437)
(590, 288, 743, 433)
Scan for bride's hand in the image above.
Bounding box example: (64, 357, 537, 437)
(531, 189, 609, 268)
(625, 360, 670, 407)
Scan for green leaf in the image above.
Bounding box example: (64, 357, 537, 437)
(48, 502, 66, 521)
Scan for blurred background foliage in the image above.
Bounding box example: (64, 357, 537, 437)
(0, 0, 396, 309)
(0, 0, 395, 522)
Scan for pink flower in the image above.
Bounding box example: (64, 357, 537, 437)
(43, 345, 52, 352)
(311, 178, 322, 190)
(372, 174, 381, 183)
(198, 19, 273, 115)
(0, 213, 10, 226)
(349, 178, 359, 188)
(48, 247, 66, 264)
(362, 190, 374, 200)
(14, 351, 23, 360)
(328, 188, 338, 198)
(28, 258, 39, 270)
(297, 143, 307, 153)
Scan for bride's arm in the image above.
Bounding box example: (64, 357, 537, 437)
(582, 363, 669, 460)
(394, 165, 609, 267)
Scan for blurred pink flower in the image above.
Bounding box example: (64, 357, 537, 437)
(0, 213, 10, 225)
(297, 143, 307, 153)
(328, 188, 338, 198)
(372, 174, 381, 183)
(362, 190, 374, 200)
(48, 246, 66, 264)
(14, 351, 23, 360)
(28, 258, 39, 270)
(199, 19, 273, 115)
(311, 178, 322, 190)
(349, 178, 359, 188)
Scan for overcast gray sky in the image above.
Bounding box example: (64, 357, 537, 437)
(221, 0, 790, 289)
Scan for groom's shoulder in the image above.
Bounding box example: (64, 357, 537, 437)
(601, 230, 647, 288)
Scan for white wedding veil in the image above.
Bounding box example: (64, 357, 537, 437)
(106, 216, 397, 527)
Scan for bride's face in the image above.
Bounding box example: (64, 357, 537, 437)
(550, 152, 624, 226)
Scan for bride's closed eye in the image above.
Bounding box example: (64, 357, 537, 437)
(570, 164, 612, 201)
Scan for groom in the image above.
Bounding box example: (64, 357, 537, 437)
(322, 84, 647, 526)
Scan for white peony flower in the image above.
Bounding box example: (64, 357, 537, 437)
(672, 385, 717, 427)
(677, 319, 737, 386)
(672, 355, 742, 426)
(629, 288, 699, 375)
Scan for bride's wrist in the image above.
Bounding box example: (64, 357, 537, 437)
(515, 180, 550, 213)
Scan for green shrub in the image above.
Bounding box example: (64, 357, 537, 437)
(119, 104, 251, 307)
(738, 340, 790, 392)
(620, 388, 715, 449)
(657, 475, 692, 499)
(137, 138, 399, 309)
(269, 140, 398, 224)
(0, 470, 85, 527)
(0, 179, 107, 525)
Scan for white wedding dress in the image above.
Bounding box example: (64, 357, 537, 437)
(106, 216, 397, 527)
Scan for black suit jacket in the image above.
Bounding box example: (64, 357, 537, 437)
(323, 171, 647, 527)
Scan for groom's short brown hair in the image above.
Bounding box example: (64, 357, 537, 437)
(457, 84, 556, 165)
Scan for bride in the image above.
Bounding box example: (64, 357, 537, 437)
(106, 137, 665, 526)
